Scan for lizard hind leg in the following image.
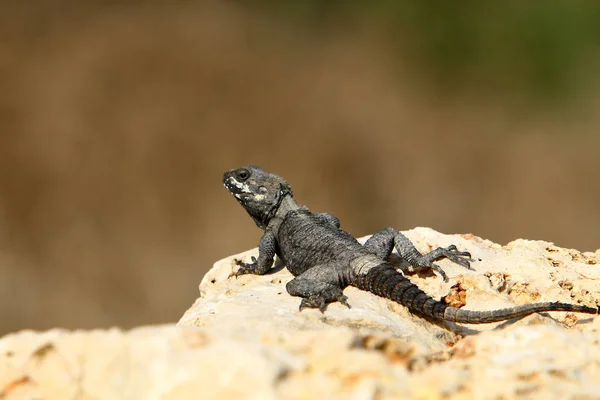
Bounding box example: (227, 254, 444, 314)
(286, 265, 350, 313)
(392, 230, 473, 282)
(363, 227, 395, 260)
(363, 228, 473, 282)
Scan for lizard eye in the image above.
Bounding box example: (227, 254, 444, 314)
(236, 168, 250, 181)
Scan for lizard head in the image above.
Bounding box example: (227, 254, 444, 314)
(223, 165, 293, 229)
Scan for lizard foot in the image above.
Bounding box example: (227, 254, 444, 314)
(437, 245, 474, 270)
(299, 296, 328, 313)
(298, 292, 351, 312)
(411, 245, 474, 280)
(407, 244, 474, 282)
(234, 256, 258, 277)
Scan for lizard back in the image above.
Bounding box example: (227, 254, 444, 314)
(276, 209, 367, 276)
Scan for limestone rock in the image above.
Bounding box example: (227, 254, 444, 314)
(2, 228, 600, 399)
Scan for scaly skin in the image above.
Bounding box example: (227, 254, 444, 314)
(223, 165, 598, 324)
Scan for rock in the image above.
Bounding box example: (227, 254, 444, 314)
(0, 326, 290, 399)
(2, 228, 600, 399)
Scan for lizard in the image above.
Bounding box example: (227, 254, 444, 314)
(222, 165, 598, 324)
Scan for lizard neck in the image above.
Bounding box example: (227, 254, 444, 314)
(267, 194, 301, 234)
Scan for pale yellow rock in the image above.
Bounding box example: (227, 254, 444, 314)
(1, 228, 599, 400)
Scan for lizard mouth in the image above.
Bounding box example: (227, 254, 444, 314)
(223, 178, 252, 200)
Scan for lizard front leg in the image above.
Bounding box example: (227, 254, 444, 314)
(235, 230, 277, 276)
(364, 227, 473, 282)
(286, 264, 350, 312)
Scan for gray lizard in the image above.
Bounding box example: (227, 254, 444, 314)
(223, 165, 598, 324)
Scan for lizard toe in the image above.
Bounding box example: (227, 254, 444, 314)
(430, 263, 449, 282)
(337, 294, 351, 309)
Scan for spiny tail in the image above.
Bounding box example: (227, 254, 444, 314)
(352, 264, 598, 324)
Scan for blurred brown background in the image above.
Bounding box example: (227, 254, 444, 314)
(0, 1, 599, 335)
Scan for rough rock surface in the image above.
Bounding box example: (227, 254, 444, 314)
(2, 228, 600, 399)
